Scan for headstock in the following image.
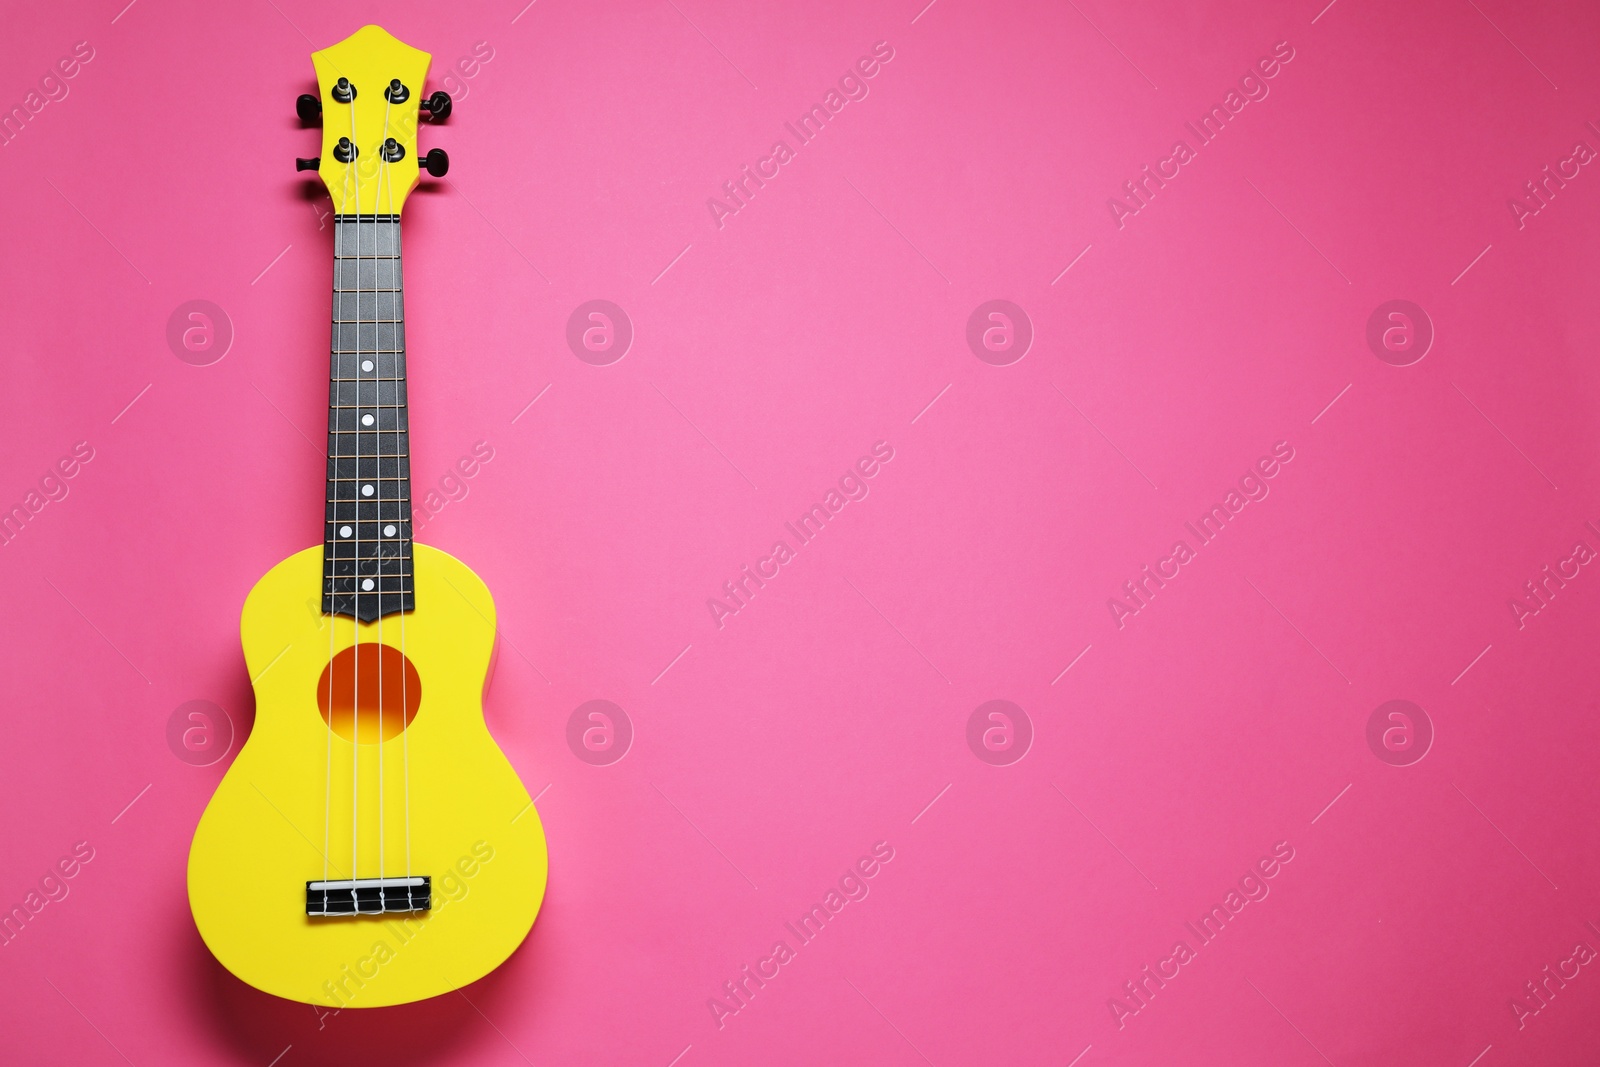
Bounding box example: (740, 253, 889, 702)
(295, 26, 451, 215)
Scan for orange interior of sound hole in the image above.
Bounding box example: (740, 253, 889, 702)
(316, 644, 422, 743)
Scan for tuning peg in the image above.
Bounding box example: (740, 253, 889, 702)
(420, 148, 449, 177)
(419, 91, 452, 121)
(296, 94, 321, 123)
(295, 157, 320, 171)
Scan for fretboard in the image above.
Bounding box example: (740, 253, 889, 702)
(322, 214, 414, 623)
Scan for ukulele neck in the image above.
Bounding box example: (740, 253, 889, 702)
(321, 213, 415, 623)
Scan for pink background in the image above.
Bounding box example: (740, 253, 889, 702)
(4, 0, 1600, 1064)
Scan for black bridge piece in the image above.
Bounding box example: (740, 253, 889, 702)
(307, 875, 431, 917)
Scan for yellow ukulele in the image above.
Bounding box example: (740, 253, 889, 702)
(187, 25, 547, 1008)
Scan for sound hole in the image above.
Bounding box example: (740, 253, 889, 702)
(316, 644, 421, 743)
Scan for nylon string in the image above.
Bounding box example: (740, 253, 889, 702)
(375, 95, 395, 903)
(347, 98, 362, 894)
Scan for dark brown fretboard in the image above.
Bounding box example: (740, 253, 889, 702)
(321, 214, 414, 622)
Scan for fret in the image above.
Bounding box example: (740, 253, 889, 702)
(327, 578, 414, 589)
(325, 507, 411, 525)
(327, 588, 413, 605)
(325, 567, 414, 580)
(325, 533, 412, 548)
(326, 577, 413, 592)
(326, 472, 409, 487)
(331, 351, 404, 373)
(324, 518, 412, 531)
(326, 545, 410, 555)
(326, 567, 412, 576)
(325, 565, 413, 578)
(326, 461, 411, 478)
(322, 213, 414, 623)
(325, 519, 412, 535)
(328, 400, 408, 411)
(328, 409, 408, 432)
(332, 215, 400, 255)
(326, 594, 411, 617)
(326, 430, 409, 440)
(326, 459, 412, 475)
(329, 383, 408, 407)
(326, 592, 411, 610)
(328, 601, 409, 617)
(326, 508, 408, 525)
(326, 455, 409, 473)
(324, 560, 413, 572)
(334, 260, 402, 291)
(332, 323, 405, 354)
(332, 292, 404, 323)
(326, 588, 414, 605)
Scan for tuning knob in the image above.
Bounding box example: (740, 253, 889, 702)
(296, 94, 321, 123)
(420, 91, 452, 121)
(295, 157, 321, 172)
(420, 148, 449, 177)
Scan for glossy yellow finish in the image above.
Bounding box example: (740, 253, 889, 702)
(188, 545, 548, 1007)
(313, 25, 428, 216)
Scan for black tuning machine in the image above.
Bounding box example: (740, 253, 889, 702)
(420, 90, 452, 121)
(420, 148, 449, 177)
(417, 89, 451, 176)
(293, 87, 326, 172)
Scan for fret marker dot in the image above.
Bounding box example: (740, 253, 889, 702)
(339, 525, 352, 537)
(362, 578, 375, 591)
(361, 359, 374, 372)
(384, 524, 397, 536)
(362, 484, 374, 496)
(361, 413, 375, 426)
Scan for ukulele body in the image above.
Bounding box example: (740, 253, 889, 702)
(188, 543, 547, 1007)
